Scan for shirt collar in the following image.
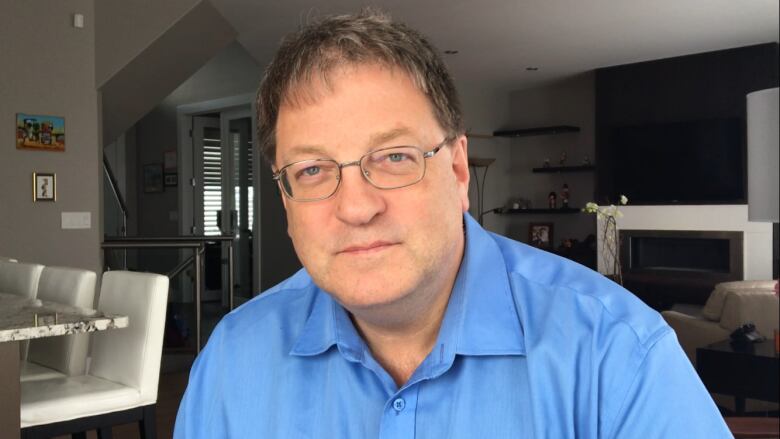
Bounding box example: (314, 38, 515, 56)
(290, 213, 526, 358)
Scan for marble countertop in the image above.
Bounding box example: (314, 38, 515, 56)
(0, 293, 128, 342)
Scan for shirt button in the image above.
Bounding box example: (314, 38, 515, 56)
(392, 397, 406, 412)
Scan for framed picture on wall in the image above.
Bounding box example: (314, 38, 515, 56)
(528, 222, 553, 249)
(143, 164, 164, 193)
(16, 113, 66, 152)
(32, 172, 56, 202)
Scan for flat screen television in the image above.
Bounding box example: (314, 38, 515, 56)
(605, 118, 745, 204)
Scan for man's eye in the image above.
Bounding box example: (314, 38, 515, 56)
(297, 166, 321, 178)
(387, 153, 407, 162)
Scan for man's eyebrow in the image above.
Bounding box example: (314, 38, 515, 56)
(282, 145, 330, 162)
(367, 127, 415, 147)
(281, 127, 416, 163)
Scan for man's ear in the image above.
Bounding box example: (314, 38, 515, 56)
(450, 134, 470, 213)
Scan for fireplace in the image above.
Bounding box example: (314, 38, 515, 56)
(619, 230, 744, 310)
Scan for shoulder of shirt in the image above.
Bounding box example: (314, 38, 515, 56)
(207, 268, 317, 346)
(486, 231, 671, 352)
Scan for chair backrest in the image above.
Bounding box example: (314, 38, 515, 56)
(0, 260, 44, 298)
(89, 271, 169, 405)
(27, 266, 97, 375)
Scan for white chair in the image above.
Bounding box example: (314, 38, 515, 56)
(1, 260, 45, 361)
(0, 260, 44, 298)
(20, 271, 169, 439)
(21, 266, 97, 382)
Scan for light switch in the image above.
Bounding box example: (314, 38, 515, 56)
(62, 212, 91, 229)
(73, 13, 84, 28)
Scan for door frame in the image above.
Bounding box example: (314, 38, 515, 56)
(175, 93, 261, 303)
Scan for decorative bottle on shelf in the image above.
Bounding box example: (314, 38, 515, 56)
(548, 191, 557, 209)
(561, 183, 570, 208)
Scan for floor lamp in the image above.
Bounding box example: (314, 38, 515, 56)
(746, 87, 779, 278)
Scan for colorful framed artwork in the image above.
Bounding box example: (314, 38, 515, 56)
(16, 113, 65, 152)
(33, 172, 56, 202)
(143, 164, 164, 193)
(528, 222, 553, 249)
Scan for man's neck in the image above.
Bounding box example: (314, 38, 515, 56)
(350, 287, 452, 387)
(348, 243, 464, 388)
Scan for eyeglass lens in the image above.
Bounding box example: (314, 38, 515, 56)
(280, 146, 425, 201)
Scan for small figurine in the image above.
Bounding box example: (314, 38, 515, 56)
(582, 155, 591, 165)
(543, 158, 551, 168)
(561, 183, 570, 208)
(559, 151, 567, 166)
(548, 191, 557, 209)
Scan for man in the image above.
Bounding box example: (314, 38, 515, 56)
(175, 11, 731, 438)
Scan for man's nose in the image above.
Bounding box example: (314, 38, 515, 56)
(333, 165, 386, 226)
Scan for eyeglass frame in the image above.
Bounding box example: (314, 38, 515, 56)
(271, 136, 455, 202)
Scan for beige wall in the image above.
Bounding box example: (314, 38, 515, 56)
(0, 1, 101, 272)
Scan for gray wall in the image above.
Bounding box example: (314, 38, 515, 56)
(134, 41, 262, 238)
(131, 42, 261, 275)
(458, 84, 514, 234)
(0, 1, 102, 272)
(505, 73, 597, 247)
(95, 0, 201, 87)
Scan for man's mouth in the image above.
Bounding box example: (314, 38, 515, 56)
(338, 241, 397, 255)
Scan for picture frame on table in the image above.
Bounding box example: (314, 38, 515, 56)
(32, 172, 56, 202)
(529, 222, 553, 249)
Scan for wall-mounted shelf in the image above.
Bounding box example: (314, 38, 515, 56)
(493, 125, 580, 138)
(532, 165, 596, 173)
(494, 207, 581, 215)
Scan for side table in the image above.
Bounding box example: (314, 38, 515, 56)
(696, 339, 779, 415)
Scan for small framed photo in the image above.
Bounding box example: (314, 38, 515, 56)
(528, 222, 553, 249)
(143, 164, 164, 193)
(33, 172, 56, 202)
(164, 173, 178, 187)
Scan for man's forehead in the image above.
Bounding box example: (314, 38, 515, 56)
(280, 62, 413, 110)
(278, 126, 420, 163)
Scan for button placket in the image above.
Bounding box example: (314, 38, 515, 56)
(378, 387, 419, 439)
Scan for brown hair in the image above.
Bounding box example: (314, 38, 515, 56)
(256, 9, 463, 165)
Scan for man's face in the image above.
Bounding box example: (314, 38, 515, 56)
(274, 64, 470, 312)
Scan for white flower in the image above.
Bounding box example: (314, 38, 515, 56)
(619, 195, 628, 205)
(583, 202, 600, 213)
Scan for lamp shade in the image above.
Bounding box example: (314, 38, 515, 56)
(747, 87, 779, 222)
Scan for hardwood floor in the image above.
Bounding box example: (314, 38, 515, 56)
(52, 371, 189, 439)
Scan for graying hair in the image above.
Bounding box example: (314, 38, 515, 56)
(256, 9, 464, 165)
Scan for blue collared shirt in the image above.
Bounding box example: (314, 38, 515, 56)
(175, 214, 730, 438)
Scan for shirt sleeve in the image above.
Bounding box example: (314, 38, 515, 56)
(605, 330, 732, 439)
(173, 323, 226, 439)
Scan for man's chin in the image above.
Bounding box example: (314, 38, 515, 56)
(325, 278, 415, 313)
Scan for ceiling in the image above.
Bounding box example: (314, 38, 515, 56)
(209, 0, 778, 93)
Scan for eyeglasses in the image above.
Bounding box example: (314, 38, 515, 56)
(272, 137, 452, 202)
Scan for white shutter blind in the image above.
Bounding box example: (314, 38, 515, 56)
(202, 128, 222, 236)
